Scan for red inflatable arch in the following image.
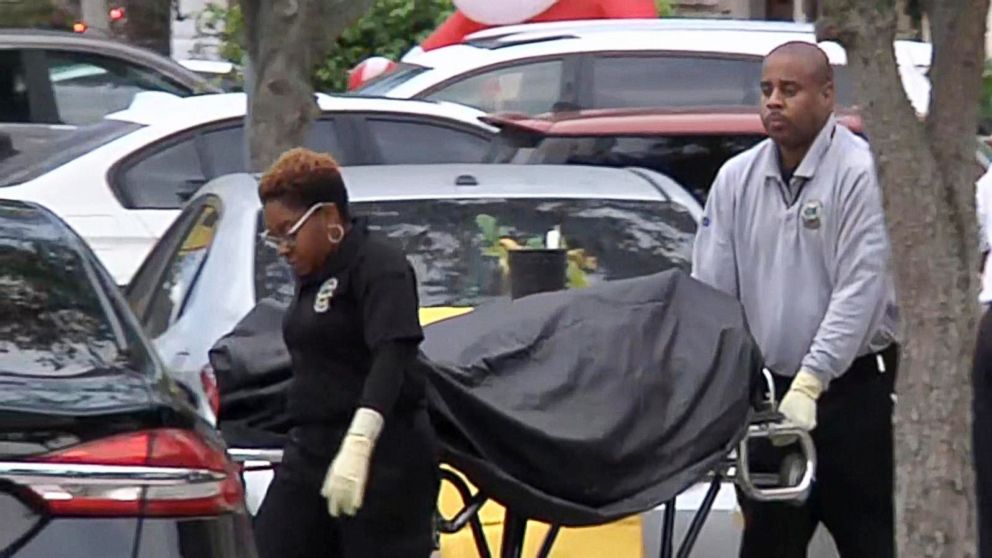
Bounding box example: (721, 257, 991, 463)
(422, 0, 658, 51)
(347, 0, 657, 90)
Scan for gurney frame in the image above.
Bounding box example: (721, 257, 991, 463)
(227, 372, 816, 558)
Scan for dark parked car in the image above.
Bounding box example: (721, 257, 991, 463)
(0, 199, 256, 557)
(0, 29, 220, 159)
(481, 106, 865, 204)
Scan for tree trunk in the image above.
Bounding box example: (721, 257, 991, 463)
(80, 0, 108, 33)
(817, 0, 988, 556)
(121, 0, 172, 55)
(242, 0, 375, 172)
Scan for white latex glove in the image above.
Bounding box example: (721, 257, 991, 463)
(321, 408, 384, 517)
(778, 369, 824, 431)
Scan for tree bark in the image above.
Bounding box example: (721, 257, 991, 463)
(242, 0, 375, 172)
(817, 0, 988, 556)
(80, 0, 109, 34)
(120, 0, 172, 55)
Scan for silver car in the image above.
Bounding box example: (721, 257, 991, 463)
(124, 163, 834, 556)
(125, 163, 697, 417)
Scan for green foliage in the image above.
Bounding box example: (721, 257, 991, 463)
(197, 2, 246, 64)
(655, 0, 675, 17)
(199, 0, 453, 92)
(0, 0, 77, 29)
(314, 0, 455, 91)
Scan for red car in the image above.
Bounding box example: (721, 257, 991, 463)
(481, 106, 864, 203)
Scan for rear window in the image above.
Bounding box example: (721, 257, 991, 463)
(0, 120, 142, 187)
(0, 203, 129, 375)
(591, 55, 763, 108)
(493, 134, 766, 203)
(589, 56, 855, 109)
(254, 197, 696, 307)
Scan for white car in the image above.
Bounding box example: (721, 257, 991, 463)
(0, 92, 495, 285)
(356, 18, 931, 115)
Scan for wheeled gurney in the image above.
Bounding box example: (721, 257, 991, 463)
(216, 270, 817, 558)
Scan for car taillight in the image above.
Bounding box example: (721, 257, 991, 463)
(201, 365, 221, 419)
(9, 429, 244, 517)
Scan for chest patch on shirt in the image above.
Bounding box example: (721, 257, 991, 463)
(314, 277, 339, 313)
(800, 200, 823, 230)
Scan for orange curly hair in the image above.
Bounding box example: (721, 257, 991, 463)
(258, 147, 349, 217)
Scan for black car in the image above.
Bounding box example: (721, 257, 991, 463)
(0, 199, 256, 557)
(0, 29, 220, 160)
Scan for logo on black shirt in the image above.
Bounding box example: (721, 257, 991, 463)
(314, 277, 339, 313)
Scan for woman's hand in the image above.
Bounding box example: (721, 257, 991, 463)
(321, 408, 384, 517)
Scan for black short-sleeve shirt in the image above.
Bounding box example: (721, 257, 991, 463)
(282, 220, 424, 425)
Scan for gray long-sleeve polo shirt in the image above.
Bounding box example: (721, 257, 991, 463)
(691, 115, 899, 388)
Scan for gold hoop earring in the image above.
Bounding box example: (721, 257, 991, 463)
(327, 224, 345, 244)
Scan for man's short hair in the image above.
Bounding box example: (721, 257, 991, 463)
(765, 41, 834, 85)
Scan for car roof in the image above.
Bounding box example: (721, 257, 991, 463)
(463, 18, 815, 44)
(405, 29, 847, 70)
(0, 29, 218, 92)
(482, 106, 864, 136)
(105, 92, 493, 131)
(199, 164, 694, 207)
(408, 20, 929, 67)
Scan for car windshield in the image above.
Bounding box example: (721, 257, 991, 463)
(488, 133, 767, 203)
(0, 119, 142, 187)
(0, 203, 127, 376)
(255, 197, 696, 308)
(351, 65, 430, 96)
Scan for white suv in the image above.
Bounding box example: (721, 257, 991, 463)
(356, 18, 931, 116)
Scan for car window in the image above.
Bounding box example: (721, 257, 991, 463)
(0, 202, 127, 376)
(303, 118, 345, 159)
(0, 50, 31, 124)
(0, 120, 142, 187)
(367, 119, 490, 164)
(200, 126, 247, 177)
(519, 134, 767, 203)
(254, 197, 696, 308)
(200, 118, 344, 176)
(591, 55, 856, 109)
(254, 213, 296, 306)
(44, 50, 190, 126)
(117, 138, 205, 209)
(127, 199, 199, 317)
(424, 60, 564, 114)
(141, 203, 220, 338)
(831, 65, 855, 107)
(590, 55, 765, 108)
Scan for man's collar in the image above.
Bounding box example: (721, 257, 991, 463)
(765, 114, 838, 179)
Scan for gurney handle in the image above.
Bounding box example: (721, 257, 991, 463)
(228, 448, 285, 464)
(735, 423, 816, 503)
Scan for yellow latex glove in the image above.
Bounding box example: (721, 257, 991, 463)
(321, 408, 384, 517)
(778, 369, 824, 431)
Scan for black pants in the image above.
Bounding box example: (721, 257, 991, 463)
(253, 410, 440, 558)
(974, 308, 992, 558)
(738, 345, 899, 558)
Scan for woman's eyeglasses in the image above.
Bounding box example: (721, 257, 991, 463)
(259, 203, 329, 250)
